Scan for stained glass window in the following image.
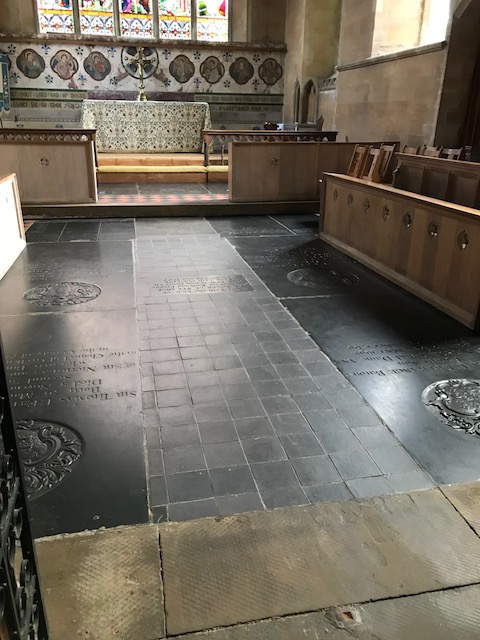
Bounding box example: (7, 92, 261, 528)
(159, 0, 191, 39)
(197, 0, 228, 42)
(37, 0, 74, 34)
(119, 0, 154, 38)
(80, 0, 115, 35)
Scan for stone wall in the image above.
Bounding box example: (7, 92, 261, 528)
(335, 47, 447, 146)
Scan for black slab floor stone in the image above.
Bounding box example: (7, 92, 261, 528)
(0, 310, 147, 537)
(281, 285, 480, 486)
(270, 214, 319, 237)
(230, 236, 384, 299)
(0, 241, 134, 314)
(207, 216, 294, 237)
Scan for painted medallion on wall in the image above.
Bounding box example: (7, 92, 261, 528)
(84, 51, 111, 81)
(229, 57, 254, 85)
(169, 54, 195, 83)
(259, 58, 282, 86)
(50, 49, 79, 80)
(121, 46, 159, 78)
(17, 48, 45, 79)
(199, 56, 224, 84)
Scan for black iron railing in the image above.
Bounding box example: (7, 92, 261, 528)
(0, 336, 49, 640)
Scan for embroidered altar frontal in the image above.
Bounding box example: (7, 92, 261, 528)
(80, 99, 212, 153)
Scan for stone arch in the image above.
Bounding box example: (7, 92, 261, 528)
(293, 79, 300, 123)
(301, 79, 317, 124)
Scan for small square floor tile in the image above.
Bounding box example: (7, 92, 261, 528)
(186, 371, 220, 388)
(252, 379, 288, 397)
(195, 401, 231, 423)
(213, 355, 243, 370)
(367, 446, 420, 475)
(156, 388, 192, 408)
(337, 405, 382, 428)
(330, 450, 382, 480)
(153, 360, 184, 376)
(154, 373, 188, 391)
(261, 487, 308, 509)
(218, 369, 250, 384)
(223, 382, 258, 401)
(293, 387, 333, 409)
(183, 358, 215, 373)
(151, 348, 181, 362)
(191, 385, 226, 405)
(209, 465, 257, 496)
(280, 433, 325, 458)
(203, 441, 247, 468)
(347, 476, 396, 499)
(386, 471, 435, 493)
(242, 437, 287, 464)
(166, 470, 213, 503)
(247, 365, 280, 381)
(228, 398, 266, 419)
(180, 346, 210, 360)
(235, 417, 275, 439)
(164, 446, 206, 474)
(159, 405, 195, 426)
(148, 449, 164, 475)
(282, 377, 319, 395)
(314, 426, 364, 454)
(161, 424, 201, 450)
(151, 505, 168, 524)
(149, 475, 167, 506)
(251, 460, 300, 491)
(261, 396, 299, 415)
(304, 482, 353, 504)
(292, 456, 342, 485)
(275, 364, 307, 378)
(215, 493, 264, 516)
(352, 426, 400, 449)
(313, 374, 351, 393)
(324, 388, 366, 408)
(304, 409, 349, 431)
(198, 420, 238, 444)
(270, 413, 312, 436)
(169, 499, 218, 522)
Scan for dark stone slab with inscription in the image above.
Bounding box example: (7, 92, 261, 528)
(0, 241, 134, 315)
(0, 310, 147, 537)
(230, 237, 381, 298)
(207, 216, 294, 237)
(282, 285, 480, 485)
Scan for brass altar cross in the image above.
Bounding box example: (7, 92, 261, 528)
(130, 47, 148, 102)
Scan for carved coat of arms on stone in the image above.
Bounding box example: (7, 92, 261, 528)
(422, 379, 480, 436)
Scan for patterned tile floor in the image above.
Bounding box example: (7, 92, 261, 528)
(132, 217, 434, 523)
(98, 183, 229, 205)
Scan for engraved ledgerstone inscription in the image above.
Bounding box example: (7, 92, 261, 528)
(6, 348, 138, 408)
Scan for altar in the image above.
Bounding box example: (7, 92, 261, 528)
(80, 100, 212, 154)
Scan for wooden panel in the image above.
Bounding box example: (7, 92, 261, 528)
(0, 137, 97, 204)
(320, 173, 480, 329)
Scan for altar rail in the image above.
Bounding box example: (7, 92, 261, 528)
(320, 173, 480, 329)
(203, 129, 338, 166)
(393, 153, 480, 209)
(0, 129, 98, 205)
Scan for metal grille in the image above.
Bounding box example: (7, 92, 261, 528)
(0, 335, 49, 639)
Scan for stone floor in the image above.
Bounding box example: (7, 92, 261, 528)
(2, 213, 480, 638)
(37, 482, 480, 639)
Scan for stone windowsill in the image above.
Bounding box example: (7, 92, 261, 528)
(337, 41, 447, 72)
(0, 32, 286, 53)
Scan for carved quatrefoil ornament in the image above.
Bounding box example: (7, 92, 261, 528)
(422, 379, 480, 437)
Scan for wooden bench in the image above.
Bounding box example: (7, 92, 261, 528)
(320, 173, 480, 329)
(393, 153, 480, 209)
